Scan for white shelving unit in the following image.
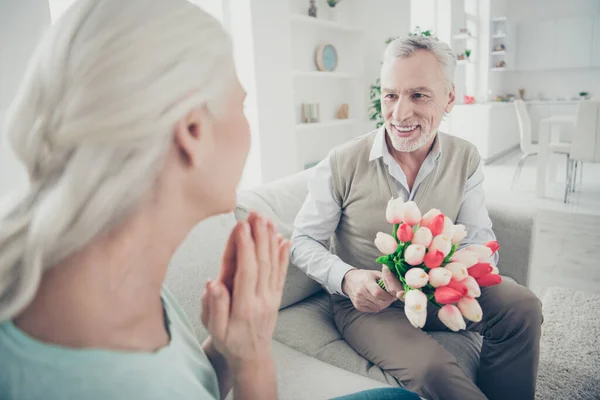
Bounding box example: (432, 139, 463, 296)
(290, 14, 363, 33)
(490, 17, 510, 71)
(293, 71, 359, 79)
(289, 0, 367, 169)
(296, 119, 357, 131)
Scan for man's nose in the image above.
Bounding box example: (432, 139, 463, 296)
(392, 96, 413, 121)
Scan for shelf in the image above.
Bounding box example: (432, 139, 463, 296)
(293, 71, 359, 79)
(490, 67, 507, 71)
(491, 33, 506, 39)
(456, 59, 475, 65)
(291, 14, 364, 33)
(490, 51, 506, 55)
(453, 33, 475, 40)
(491, 17, 507, 22)
(296, 119, 358, 131)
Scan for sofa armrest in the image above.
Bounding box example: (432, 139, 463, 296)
(487, 202, 536, 286)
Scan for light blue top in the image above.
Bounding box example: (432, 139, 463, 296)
(0, 287, 219, 400)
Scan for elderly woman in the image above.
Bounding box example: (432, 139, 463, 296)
(0, 1, 420, 399)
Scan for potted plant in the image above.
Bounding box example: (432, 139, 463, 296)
(465, 49, 472, 60)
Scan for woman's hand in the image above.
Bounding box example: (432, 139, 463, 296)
(201, 212, 290, 371)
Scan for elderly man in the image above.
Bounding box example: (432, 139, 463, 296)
(291, 36, 542, 400)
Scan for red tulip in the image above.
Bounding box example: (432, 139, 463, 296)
(428, 214, 445, 236)
(434, 286, 462, 304)
(468, 262, 493, 279)
(423, 250, 444, 269)
(398, 223, 413, 242)
(476, 273, 502, 287)
(485, 240, 500, 255)
(445, 279, 468, 297)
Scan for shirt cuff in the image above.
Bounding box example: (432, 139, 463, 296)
(328, 260, 356, 297)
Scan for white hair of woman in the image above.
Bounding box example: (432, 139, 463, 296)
(0, 0, 235, 320)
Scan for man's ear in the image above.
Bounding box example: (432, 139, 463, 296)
(173, 106, 213, 168)
(445, 84, 456, 114)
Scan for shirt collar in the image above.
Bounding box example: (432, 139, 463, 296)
(369, 126, 442, 163)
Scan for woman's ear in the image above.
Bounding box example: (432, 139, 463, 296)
(173, 106, 213, 168)
(445, 84, 456, 114)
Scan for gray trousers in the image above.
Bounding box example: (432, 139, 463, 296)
(332, 279, 543, 400)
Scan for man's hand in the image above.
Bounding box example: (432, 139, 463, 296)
(381, 266, 405, 301)
(342, 269, 396, 313)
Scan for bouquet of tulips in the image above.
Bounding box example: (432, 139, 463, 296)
(374, 197, 502, 331)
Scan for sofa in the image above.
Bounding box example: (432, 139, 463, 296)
(165, 169, 535, 400)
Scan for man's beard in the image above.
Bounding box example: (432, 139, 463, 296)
(386, 123, 437, 153)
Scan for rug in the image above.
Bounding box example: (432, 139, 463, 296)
(536, 287, 600, 400)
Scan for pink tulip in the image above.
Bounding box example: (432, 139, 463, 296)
(404, 305, 427, 328)
(405, 244, 426, 265)
(405, 289, 428, 314)
(459, 276, 481, 298)
(412, 227, 433, 247)
(485, 240, 500, 255)
(444, 262, 468, 281)
(451, 250, 478, 268)
(374, 232, 398, 255)
(428, 267, 452, 287)
(451, 224, 467, 244)
(403, 201, 422, 226)
(423, 250, 444, 269)
(405, 268, 429, 289)
(476, 273, 502, 287)
(457, 296, 483, 322)
(429, 236, 452, 257)
(467, 262, 493, 279)
(398, 223, 413, 242)
(386, 197, 404, 224)
(441, 216, 455, 239)
(428, 214, 445, 236)
(435, 286, 462, 304)
(420, 208, 442, 228)
(445, 279, 468, 297)
(465, 244, 493, 261)
(438, 304, 467, 332)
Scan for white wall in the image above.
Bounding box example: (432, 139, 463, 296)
(361, 0, 411, 131)
(0, 0, 50, 197)
(501, 0, 600, 100)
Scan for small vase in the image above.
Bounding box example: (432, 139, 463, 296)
(327, 7, 338, 21)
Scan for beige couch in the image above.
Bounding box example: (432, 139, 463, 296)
(165, 170, 535, 400)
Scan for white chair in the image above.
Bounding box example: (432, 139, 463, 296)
(564, 101, 600, 203)
(513, 99, 571, 187)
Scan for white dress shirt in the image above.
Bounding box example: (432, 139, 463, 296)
(291, 128, 498, 296)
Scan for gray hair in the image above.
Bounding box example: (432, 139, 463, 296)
(0, 0, 235, 320)
(382, 36, 456, 92)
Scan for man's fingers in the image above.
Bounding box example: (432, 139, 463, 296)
(207, 281, 231, 341)
(366, 280, 395, 304)
(382, 266, 403, 295)
(267, 221, 279, 290)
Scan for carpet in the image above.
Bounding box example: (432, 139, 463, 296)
(536, 287, 600, 400)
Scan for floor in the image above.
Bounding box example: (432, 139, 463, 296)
(483, 150, 600, 297)
(483, 150, 600, 216)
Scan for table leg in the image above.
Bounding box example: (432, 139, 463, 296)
(536, 121, 549, 197)
(548, 125, 560, 183)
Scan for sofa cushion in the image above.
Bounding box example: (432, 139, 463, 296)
(165, 213, 237, 342)
(275, 291, 482, 386)
(236, 170, 322, 309)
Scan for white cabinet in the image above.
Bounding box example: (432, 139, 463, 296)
(554, 17, 593, 69)
(517, 20, 555, 71)
(592, 15, 600, 67)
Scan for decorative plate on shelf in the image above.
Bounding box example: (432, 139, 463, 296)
(315, 44, 338, 72)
